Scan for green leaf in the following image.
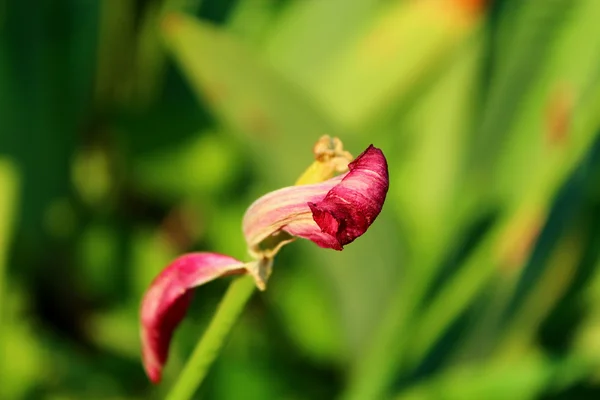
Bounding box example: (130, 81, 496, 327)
(0, 159, 19, 398)
(262, 0, 380, 91)
(161, 13, 343, 185)
(395, 354, 590, 400)
(307, 0, 481, 129)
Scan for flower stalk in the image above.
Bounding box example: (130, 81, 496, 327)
(165, 275, 256, 400)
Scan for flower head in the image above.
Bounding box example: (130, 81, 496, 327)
(243, 144, 389, 254)
(140, 137, 389, 383)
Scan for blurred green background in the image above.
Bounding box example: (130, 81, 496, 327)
(2, 0, 600, 399)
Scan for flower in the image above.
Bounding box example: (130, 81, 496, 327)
(243, 144, 389, 254)
(140, 137, 389, 383)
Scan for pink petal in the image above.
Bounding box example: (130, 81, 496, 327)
(140, 252, 246, 383)
(242, 176, 343, 252)
(242, 145, 388, 252)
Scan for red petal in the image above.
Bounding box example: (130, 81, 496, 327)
(308, 145, 389, 249)
(140, 252, 246, 383)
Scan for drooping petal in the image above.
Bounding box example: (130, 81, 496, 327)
(243, 145, 388, 254)
(140, 252, 246, 383)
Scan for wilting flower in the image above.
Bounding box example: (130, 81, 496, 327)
(140, 137, 389, 383)
(243, 144, 389, 254)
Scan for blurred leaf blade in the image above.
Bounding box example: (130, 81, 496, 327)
(262, 0, 381, 90)
(395, 353, 593, 400)
(0, 158, 18, 311)
(309, 0, 483, 129)
(0, 159, 23, 399)
(161, 12, 344, 185)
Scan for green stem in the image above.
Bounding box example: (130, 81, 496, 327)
(166, 275, 256, 400)
(164, 139, 340, 399)
(0, 160, 18, 381)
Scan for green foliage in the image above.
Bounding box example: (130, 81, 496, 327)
(2, 0, 600, 398)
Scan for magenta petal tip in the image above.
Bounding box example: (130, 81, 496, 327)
(140, 252, 246, 383)
(308, 145, 389, 249)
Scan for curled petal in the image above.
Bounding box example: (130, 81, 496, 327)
(243, 145, 389, 253)
(140, 252, 246, 383)
(308, 145, 389, 248)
